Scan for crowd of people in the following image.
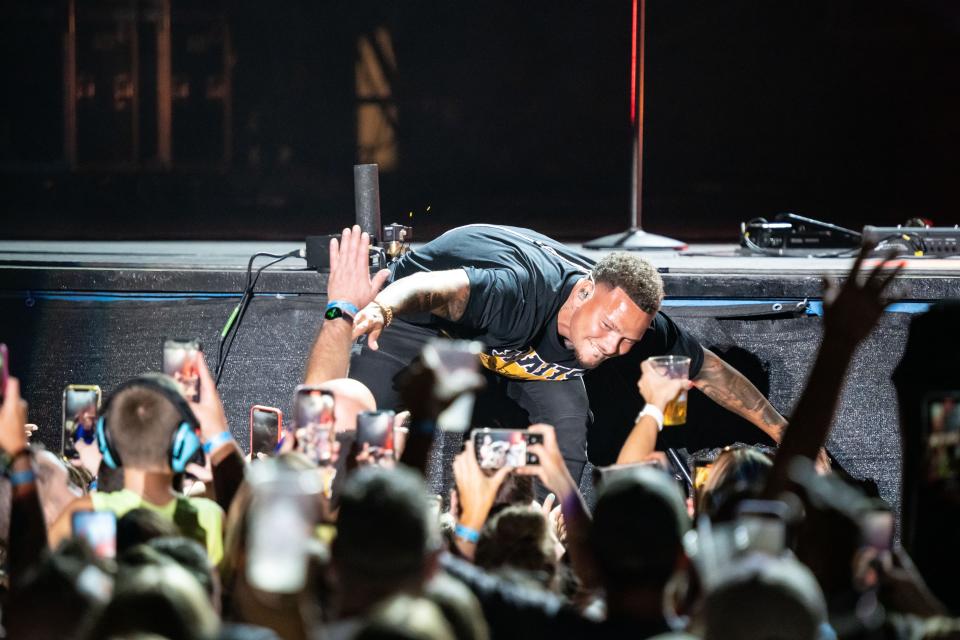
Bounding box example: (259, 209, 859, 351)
(2, 225, 960, 640)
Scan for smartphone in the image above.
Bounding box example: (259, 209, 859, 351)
(356, 410, 395, 454)
(250, 405, 283, 458)
(473, 428, 543, 469)
(923, 392, 960, 481)
(0, 343, 8, 401)
(71, 510, 117, 559)
(62, 384, 102, 458)
(421, 339, 484, 400)
(735, 499, 789, 556)
(862, 507, 894, 552)
(163, 338, 202, 402)
(421, 338, 484, 432)
(294, 385, 336, 465)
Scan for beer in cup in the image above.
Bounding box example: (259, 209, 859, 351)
(646, 355, 691, 426)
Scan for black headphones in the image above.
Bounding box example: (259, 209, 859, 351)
(95, 375, 204, 473)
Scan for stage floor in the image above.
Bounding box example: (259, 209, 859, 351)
(1, 240, 959, 299)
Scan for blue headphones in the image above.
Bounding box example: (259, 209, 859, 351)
(95, 375, 204, 474)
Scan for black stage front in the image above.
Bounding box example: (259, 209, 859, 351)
(2, 240, 959, 515)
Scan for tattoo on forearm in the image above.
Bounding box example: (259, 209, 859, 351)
(696, 351, 787, 438)
(384, 271, 470, 321)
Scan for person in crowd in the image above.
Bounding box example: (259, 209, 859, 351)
(892, 301, 960, 613)
(4, 540, 111, 640)
(49, 369, 231, 563)
(697, 552, 828, 640)
(83, 562, 220, 640)
(0, 376, 47, 589)
(329, 466, 442, 628)
(219, 452, 326, 640)
(695, 445, 773, 521)
(585, 465, 693, 636)
(311, 224, 794, 485)
(474, 504, 559, 591)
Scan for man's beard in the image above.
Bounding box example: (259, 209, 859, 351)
(573, 345, 605, 370)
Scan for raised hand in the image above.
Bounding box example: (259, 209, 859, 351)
(822, 245, 903, 345)
(187, 353, 230, 442)
(0, 377, 28, 455)
(515, 424, 578, 501)
(327, 225, 390, 311)
(453, 439, 512, 530)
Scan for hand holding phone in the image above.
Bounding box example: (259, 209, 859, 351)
(62, 385, 102, 458)
(250, 405, 283, 458)
(294, 386, 336, 465)
(473, 428, 542, 470)
(356, 410, 395, 455)
(163, 338, 202, 402)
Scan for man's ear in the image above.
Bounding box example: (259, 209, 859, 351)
(577, 278, 595, 302)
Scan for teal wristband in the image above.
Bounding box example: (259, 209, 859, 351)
(454, 523, 480, 544)
(326, 300, 360, 316)
(203, 430, 234, 454)
(9, 469, 36, 487)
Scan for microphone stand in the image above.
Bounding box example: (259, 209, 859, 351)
(585, 0, 686, 251)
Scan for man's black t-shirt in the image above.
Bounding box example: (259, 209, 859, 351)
(390, 224, 703, 381)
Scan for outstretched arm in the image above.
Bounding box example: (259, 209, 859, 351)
(352, 269, 471, 350)
(304, 225, 390, 384)
(618, 359, 692, 464)
(693, 347, 788, 443)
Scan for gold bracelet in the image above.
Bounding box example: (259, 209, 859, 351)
(375, 301, 394, 327)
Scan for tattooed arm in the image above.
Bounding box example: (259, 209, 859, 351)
(693, 347, 787, 443)
(352, 269, 471, 350)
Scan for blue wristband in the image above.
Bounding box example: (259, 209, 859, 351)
(9, 469, 36, 487)
(203, 430, 234, 454)
(325, 300, 360, 316)
(454, 523, 480, 544)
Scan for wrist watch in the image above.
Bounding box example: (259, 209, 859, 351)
(324, 300, 358, 323)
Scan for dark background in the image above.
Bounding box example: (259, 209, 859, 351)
(2, 0, 958, 242)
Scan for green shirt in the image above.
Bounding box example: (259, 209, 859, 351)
(91, 489, 225, 564)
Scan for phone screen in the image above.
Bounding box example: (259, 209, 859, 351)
(163, 338, 202, 402)
(72, 510, 117, 559)
(356, 410, 395, 451)
(924, 392, 960, 482)
(473, 429, 542, 469)
(62, 385, 102, 458)
(250, 406, 282, 457)
(294, 386, 335, 464)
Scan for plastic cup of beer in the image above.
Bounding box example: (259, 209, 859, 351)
(646, 355, 691, 426)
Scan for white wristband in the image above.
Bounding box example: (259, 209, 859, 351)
(637, 404, 665, 432)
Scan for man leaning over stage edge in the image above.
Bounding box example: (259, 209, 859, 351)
(312, 224, 798, 483)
